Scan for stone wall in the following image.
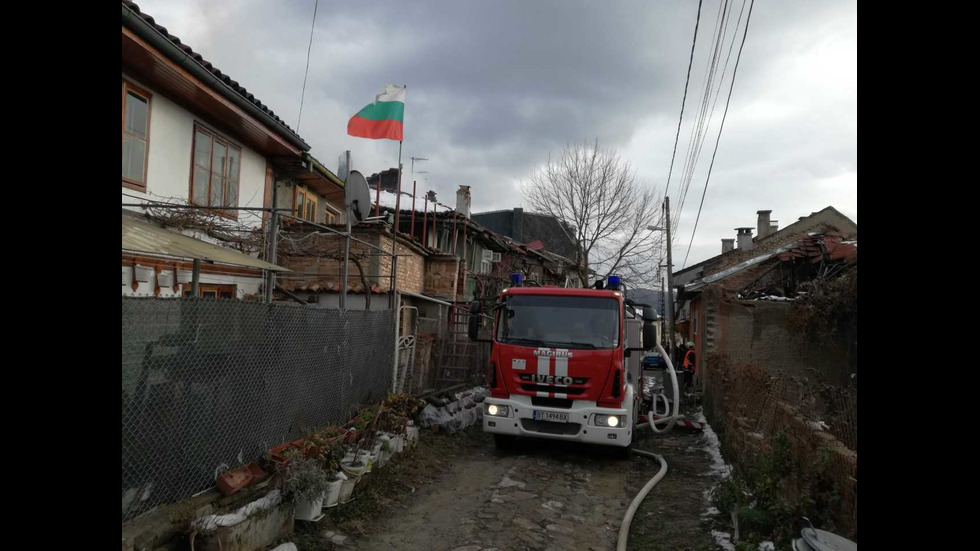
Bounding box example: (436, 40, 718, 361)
(703, 283, 852, 386)
(425, 257, 459, 298)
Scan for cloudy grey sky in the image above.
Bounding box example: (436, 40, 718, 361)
(135, 0, 856, 269)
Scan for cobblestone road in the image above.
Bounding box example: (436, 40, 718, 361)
(331, 400, 727, 551)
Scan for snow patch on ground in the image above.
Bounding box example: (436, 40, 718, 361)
(496, 476, 526, 489)
(711, 530, 736, 551)
(694, 407, 738, 550)
(759, 541, 775, 551)
(694, 409, 732, 478)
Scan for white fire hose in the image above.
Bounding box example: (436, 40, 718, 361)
(643, 343, 680, 433)
(618, 343, 680, 550)
(617, 448, 667, 551)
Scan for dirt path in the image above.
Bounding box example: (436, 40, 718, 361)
(292, 400, 730, 551)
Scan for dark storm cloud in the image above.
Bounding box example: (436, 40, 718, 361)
(133, 0, 856, 267)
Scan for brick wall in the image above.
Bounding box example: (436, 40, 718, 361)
(703, 355, 857, 540)
(701, 283, 852, 385)
(425, 257, 459, 298)
(277, 229, 428, 294)
(378, 234, 425, 294)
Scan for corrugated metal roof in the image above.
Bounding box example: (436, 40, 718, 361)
(122, 211, 289, 271)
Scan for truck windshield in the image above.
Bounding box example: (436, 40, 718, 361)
(496, 295, 620, 350)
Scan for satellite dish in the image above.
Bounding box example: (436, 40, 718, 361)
(348, 170, 372, 222)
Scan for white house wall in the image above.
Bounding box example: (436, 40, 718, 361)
(122, 267, 263, 299)
(121, 73, 268, 230)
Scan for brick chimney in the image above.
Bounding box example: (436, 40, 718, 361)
(736, 227, 754, 251)
(722, 238, 735, 253)
(513, 207, 525, 242)
(456, 185, 471, 219)
(757, 210, 772, 239)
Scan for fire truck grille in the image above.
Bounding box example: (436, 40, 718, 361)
(531, 396, 574, 408)
(521, 419, 582, 436)
(520, 384, 586, 395)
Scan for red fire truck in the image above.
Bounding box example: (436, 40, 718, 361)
(467, 276, 657, 453)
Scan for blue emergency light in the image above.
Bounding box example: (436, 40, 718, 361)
(510, 272, 524, 287)
(607, 275, 622, 290)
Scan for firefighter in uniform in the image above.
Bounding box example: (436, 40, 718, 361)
(681, 342, 696, 388)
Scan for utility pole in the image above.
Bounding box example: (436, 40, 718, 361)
(663, 196, 675, 362)
(660, 268, 666, 348)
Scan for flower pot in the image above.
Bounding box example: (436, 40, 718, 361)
(339, 477, 356, 504)
(393, 435, 405, 453)
(216, 462, 265, 496)
(406, 423, 419, 447)
(356, 450, 376, 473)
(268, 438, 306, 466)
(341, 458, 366, 479)
(294, 495, 324, 521)
(372, 442, 389, 467)
(323, 478, 343, 508)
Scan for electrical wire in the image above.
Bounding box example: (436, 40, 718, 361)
(663, 0, 704, 200)
(676, 0, 746, 223)
(295, 0, 319, 133)
(673, 0, 731, 228)
(682, 0, 755, 268)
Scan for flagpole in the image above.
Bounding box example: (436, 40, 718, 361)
(391, 138, 403, 391)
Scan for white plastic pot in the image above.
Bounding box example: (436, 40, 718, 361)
(358, 450, 376, 473)
(393, 434, 405, 453)
(294, 495, 324, 521)
(339, 478, 356, 504)
(323, 478, 343, 508)
(406, 424, 419, 447)
(341, 458, 366, 479)
(372, 442, 388, 467)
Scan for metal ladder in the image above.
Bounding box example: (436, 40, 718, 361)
(435, 304, 480, 387)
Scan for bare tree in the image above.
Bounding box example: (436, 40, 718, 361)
(524, 140, 664, 287)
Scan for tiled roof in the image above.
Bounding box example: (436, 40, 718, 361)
(122, 1, 305, 145)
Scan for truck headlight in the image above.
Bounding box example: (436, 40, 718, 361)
(595, 414, 626, 427)
(486, 404, 509, 417)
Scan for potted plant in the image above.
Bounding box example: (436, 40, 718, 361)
(337, 470, 356, 504)
(405, 420, 420, 448)
(319, 430, 347, 507)
(340, 448, 367, 479)
(322, 455, 344, 508)
(277, 450, 331, 521)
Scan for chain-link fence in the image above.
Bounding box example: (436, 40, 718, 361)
(121, 297, 395, 523)
(702, 353, 857, 540)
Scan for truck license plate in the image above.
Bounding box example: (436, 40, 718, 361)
(533, 410, 568, 423)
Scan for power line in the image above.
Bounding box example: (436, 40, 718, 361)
(674, 0, 731, 228)
(682, 0, 755, 269)
(663, 0, 704, 200)
(295, 0, 319, 133)
(677, 0, 745, 219)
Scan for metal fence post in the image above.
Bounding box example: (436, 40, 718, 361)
(265, 210, 279, 304)
(341, 151, 351, 310)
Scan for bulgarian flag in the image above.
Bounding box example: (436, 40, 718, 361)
(347, 84, 405, 141)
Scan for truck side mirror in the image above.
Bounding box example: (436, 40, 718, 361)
(467, 301, 482, 341)
(642, 323, 656, 350)
(636, 304, 657, 350)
